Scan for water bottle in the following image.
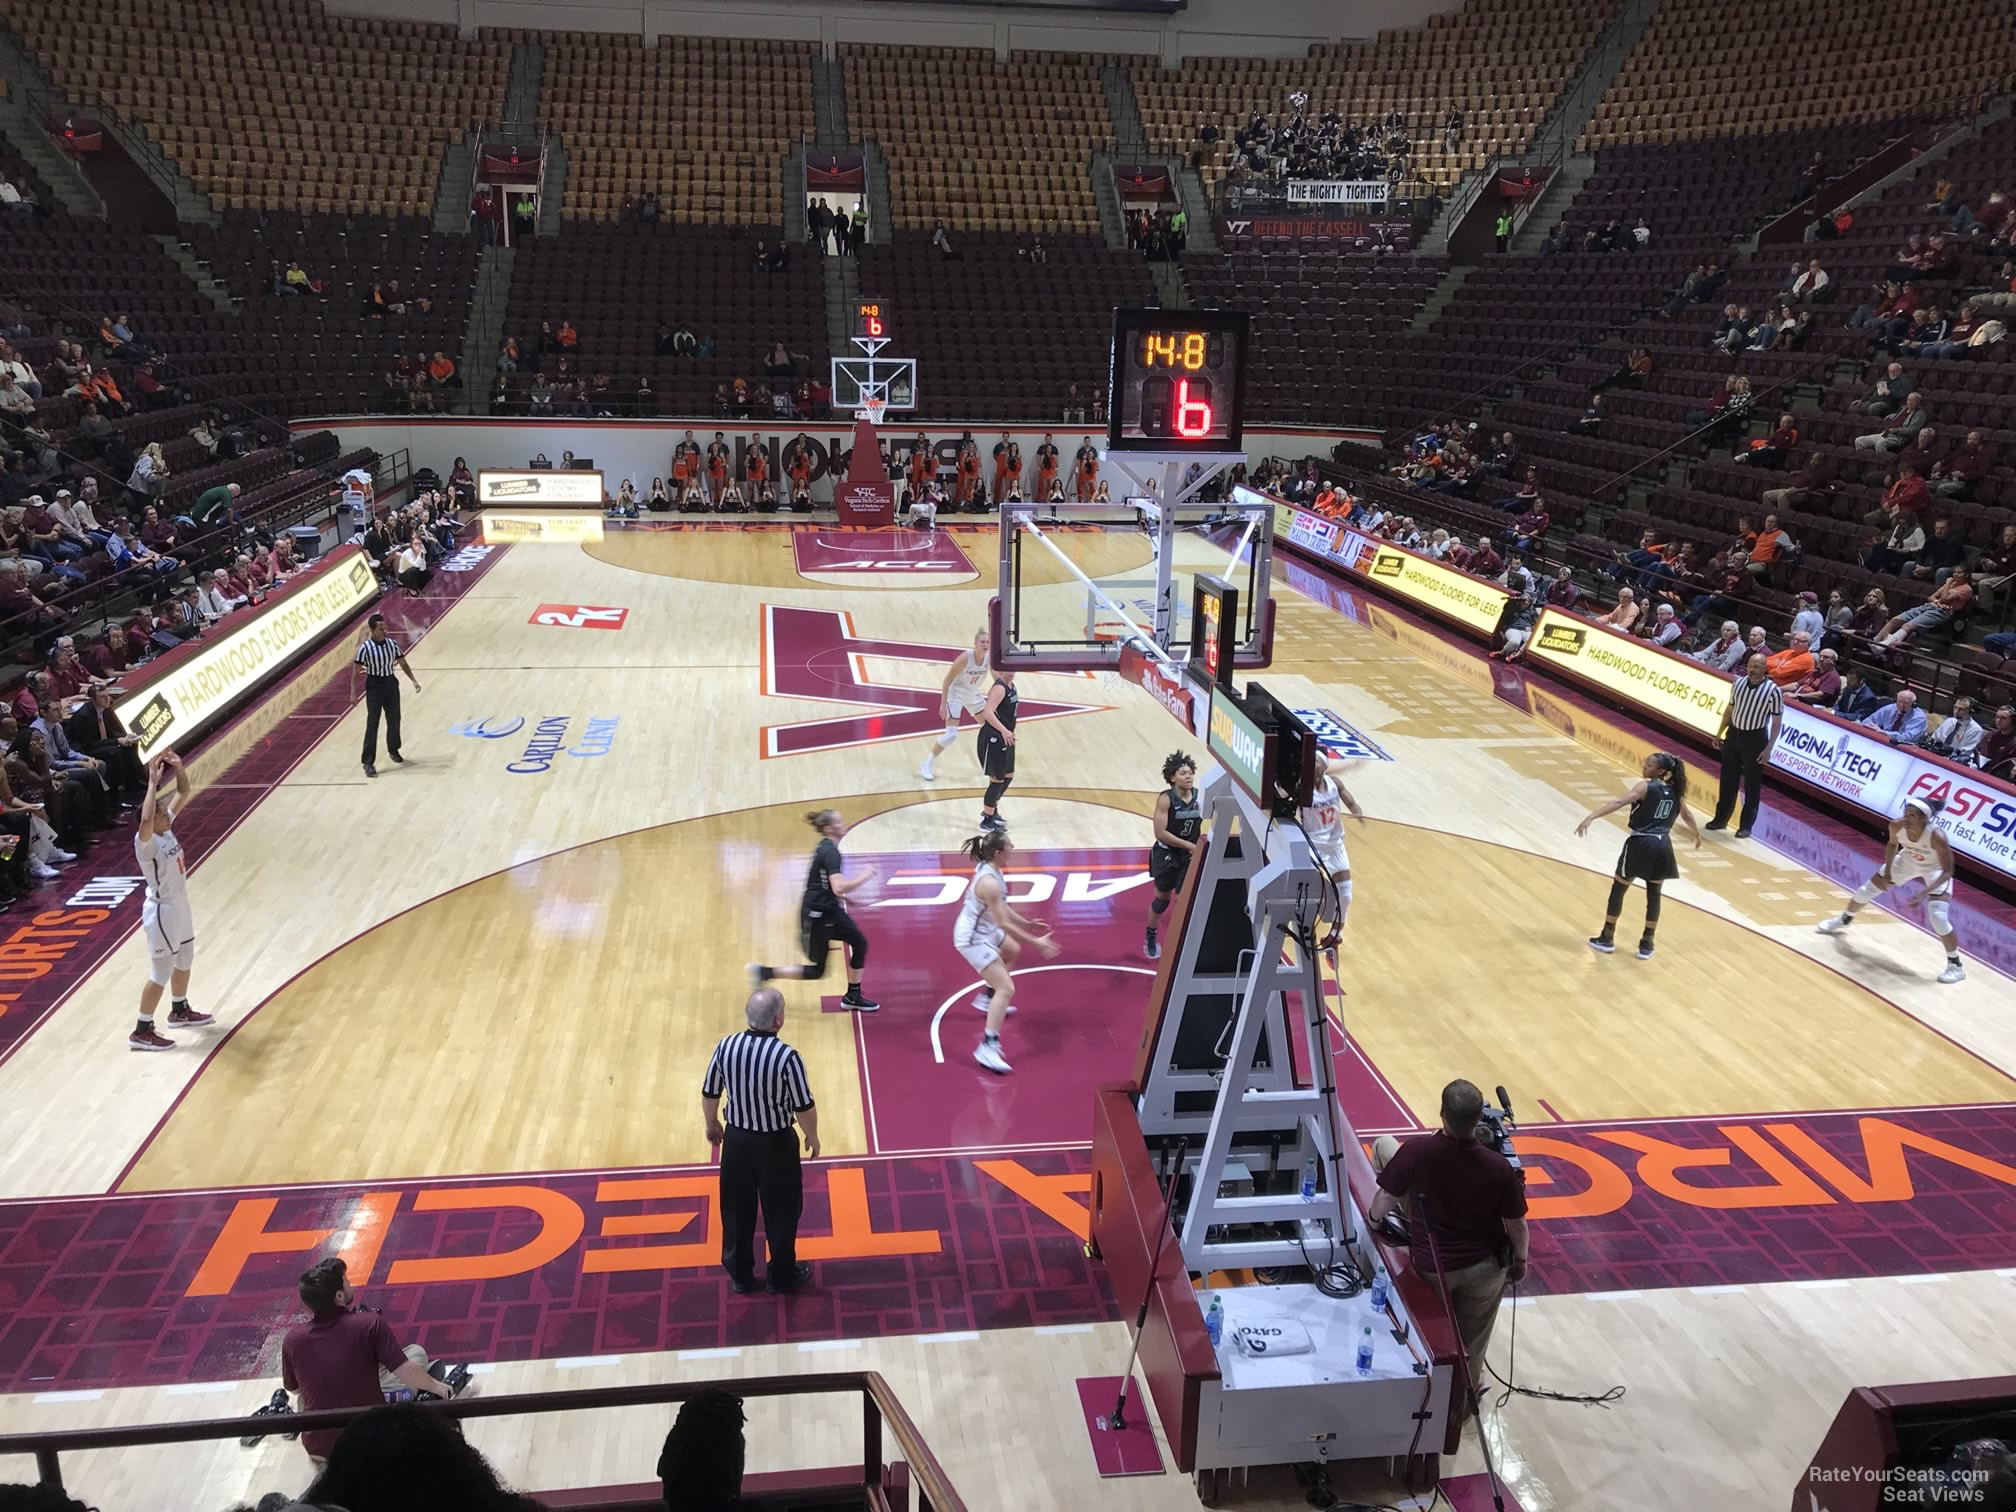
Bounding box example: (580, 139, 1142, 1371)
(1369, 1266, 1389, 1314)
(1355, 1326, 1374, 1375)
(1300, 1156, 1318, 1202)
(1204, 1295, 1224, 1350)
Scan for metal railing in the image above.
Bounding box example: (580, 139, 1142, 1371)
(2, 1370, 969, 1512)
(22, 84, 212, 223)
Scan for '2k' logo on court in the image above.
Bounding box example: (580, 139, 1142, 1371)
(757, 605, 1101, 758)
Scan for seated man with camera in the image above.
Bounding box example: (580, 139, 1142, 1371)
(271, 1256, 469, 1468)
(1368, 1079, 1530, 1397)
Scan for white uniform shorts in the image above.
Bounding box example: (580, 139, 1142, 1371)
(143, 900, 196, 983)
(956, 938, 1003, 974)
(946, 693, 987, 733)
(1315, 836, 1350, 876)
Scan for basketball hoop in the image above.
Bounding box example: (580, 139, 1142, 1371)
(858, 395, 888, 428)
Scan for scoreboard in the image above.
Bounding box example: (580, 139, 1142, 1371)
(1106, 308, 1249, 452)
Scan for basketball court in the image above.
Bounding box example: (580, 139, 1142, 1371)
(1, 506, 2014, 1512)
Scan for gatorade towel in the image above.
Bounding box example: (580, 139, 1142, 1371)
(1231, 1318, 1315, 1357)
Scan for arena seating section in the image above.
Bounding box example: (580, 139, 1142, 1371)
(529, 33, 814, 223)
(496, 223, 828, 417)
(857, 233, 1155, 420)
(0, 0, 508, 216)
(1132, 0, 1614, 195)
(1581, 0, 2016, 149)
(843, 47, 1109, 234)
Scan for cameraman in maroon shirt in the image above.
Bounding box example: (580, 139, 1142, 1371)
(1369, 1080, 1529, 1401)
(281, 1258, 454, 1465)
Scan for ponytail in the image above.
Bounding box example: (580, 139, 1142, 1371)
(806, 809, 839, 833)
(1162, 750, 1196, 783)
(1651, 752, 1688, 809)
(960, 829, 1011, 864)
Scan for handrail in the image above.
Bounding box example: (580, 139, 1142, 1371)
(1, 1370, 969, 1512)
(22, 83, 212, 222)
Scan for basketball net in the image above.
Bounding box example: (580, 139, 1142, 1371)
(859, 394, 887, 428)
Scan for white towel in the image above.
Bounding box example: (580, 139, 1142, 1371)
(1231, 1318, 1314, 1358)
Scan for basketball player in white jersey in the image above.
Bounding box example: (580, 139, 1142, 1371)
(956, 827, 1059, 1075)
(1816, 795, 1965, 983)
(919, 628, 989, 782)
(130, 752, 212, 1050)
(1298, 753, 1366, 936)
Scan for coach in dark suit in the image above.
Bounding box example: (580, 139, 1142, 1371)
(701, 987, 819, 1295)
(64, 686, 145, 797)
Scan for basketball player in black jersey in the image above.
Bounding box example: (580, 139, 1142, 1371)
(976, 671, 1018, 832)
(1574, 752, 1701, 959)
(1144, 751, 1202, 960)
(748, 809, 880, 1010)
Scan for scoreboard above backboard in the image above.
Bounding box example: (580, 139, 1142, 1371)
(1106, 308, 1249, 452)
(854, 298, 891, 343)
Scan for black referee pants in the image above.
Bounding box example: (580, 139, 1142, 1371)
(719, 1124, 803, 1288)
(363, 676, 401, 765)
(1713, 726, 1770, 831)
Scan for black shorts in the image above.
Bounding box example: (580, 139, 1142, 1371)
(800, 909, 868, 970)
(979, 731, 1016, 780)
(1151, 850, 1190, 893)
(1616, 834, 1678, 883)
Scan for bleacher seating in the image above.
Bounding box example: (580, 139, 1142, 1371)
(0, 0, 508, 216)
(1581, 0, 2016, 149)
(856, 232, 1155, 419)
(497, 222, 828, 417)
(843, 47, 1110, 234)
(530, 33, 814, 223)
(1132, 0, 1614, 196)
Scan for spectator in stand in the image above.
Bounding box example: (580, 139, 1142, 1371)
(1855, 392, 1927, 451)
(1974, 705, 2015, 779)
(1508, 498, 1550, 553)
(1820, 587, 1854, 642)
(1830, 666, 1882, 722)
(1930, 431, 1991, 500)
(1875, 571, 1971, 647)
(1736, 414, 1799, 469)
(1574, 392, 1605, 433)
(300, 1405, 537, 1512)
(1746, 514, 1794, 583)
(1790, 648, 1843, 706)
(1791, 258, 1831, 303)
(1459, 534, 1502, 580)
(1760, 451, 1833, 516)
(1906, 517, 1971, 585)
(0, 560, 64, 633)
(1865, 459, 1930, 531)
(202, 568, 243, 616)
(125, 442, 170, 504)
(1598, 586, 1642, 634)
(1540, 564, 1581, 610)
(1640, 602, 1684, 648)
(1924, 697, 1984, 763)
(1865, 512, 1925, 575)
(1861, 688, 1927, 745)
(64, 686, 145, 795)
(1790, 591, 1825, 643)
(1764, 630, 1815, 688)
(1692, 620, 1746, 673)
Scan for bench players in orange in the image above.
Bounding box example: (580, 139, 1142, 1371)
(705, 432, 730, 504)
(992, 433, 1017, 501)
(1035, 433, 1059, 500)
(1074, 437, 1099, 502)
(957, 440, 982, 507)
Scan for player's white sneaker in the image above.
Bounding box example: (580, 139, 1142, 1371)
(974, 1035, 1013, 1074)
(49, 848, 76, 863)
(27, 860, 58, 880)
(1938, 961, 1966, 984)
(1815, 916, 1852, 935)
(918, 757, 936, 781)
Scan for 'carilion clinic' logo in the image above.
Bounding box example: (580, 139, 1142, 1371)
(452, 717, 527, 739)
(506, 715, 621, 774)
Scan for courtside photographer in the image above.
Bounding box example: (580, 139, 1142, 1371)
(1368, 1078, 1529, 1402)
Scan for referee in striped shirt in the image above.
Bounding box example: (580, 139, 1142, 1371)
(702, 987, 820, 1294)
(355, 612, 421, 778)
(1708, 651, 1783, 838)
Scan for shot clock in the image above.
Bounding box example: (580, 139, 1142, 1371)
(1106, 308, 1249, 452)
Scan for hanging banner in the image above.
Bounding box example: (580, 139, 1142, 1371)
(1285, 180, 1390, 206)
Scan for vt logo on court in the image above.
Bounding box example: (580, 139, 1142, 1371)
(759, 605, 1100, 758)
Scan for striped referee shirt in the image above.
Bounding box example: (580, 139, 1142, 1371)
(355, 636, 403, 678)
(702, 1029, 814, 1133)
(1725, 673, 1785, 732)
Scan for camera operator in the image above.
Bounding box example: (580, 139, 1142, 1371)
(280, 1257, 457, 1469)
(1368, 1079, 1530, 1395)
